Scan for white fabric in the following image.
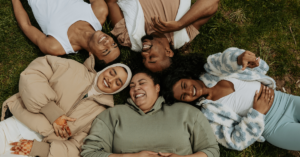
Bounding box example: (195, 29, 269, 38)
(117, 0, 191, 52)
(173, 0, 191, 49)
(0, 117, 42, 157)
(88, 63, 132, 96)
(216, 78, 261, 116)
(28, 0, 102, 54)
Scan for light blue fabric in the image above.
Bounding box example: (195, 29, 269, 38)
(196, 47, 277, 151)
(263, 91, 300, 151)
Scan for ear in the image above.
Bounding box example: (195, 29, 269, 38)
(165, 48, 174, 57)
(155, 84, 160, 93)
(89, 52, 92, 56)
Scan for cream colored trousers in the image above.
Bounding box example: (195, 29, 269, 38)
(0, 117, 42, 157)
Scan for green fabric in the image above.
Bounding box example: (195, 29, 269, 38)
(81, 96, 220, 157)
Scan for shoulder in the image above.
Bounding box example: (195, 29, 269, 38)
(97, 104, 129, 118)
(38, 36, 66, 56)
(91, 0, 108, 25)
(165, 102, 201, 115)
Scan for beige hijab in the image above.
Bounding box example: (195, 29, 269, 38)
(88, 63, 132, 97)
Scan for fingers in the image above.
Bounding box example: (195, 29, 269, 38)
(262, 86, 266, 100)
(62, 127, 68, 138)
(158, 152, 172, 157)
(158, 16, 166, 26)
(65, 125, 72, 136)
(10, 142, 20, 146)
(253, 90, 259, 102)
(65, 117, 76, 122)
(58, 126, 64, 138)
(54, 126, 59, 137)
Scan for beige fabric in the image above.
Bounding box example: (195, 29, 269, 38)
(111, 0, 199, 48)
(29, 139, 50, 157)
(40, 101, 65, 124)
(1, 55, 114, 157)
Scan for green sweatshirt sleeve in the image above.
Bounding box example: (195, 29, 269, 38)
(81, 111, 113, 157)
(191, 112, 220, 157)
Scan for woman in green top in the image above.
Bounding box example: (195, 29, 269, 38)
(81, 69, 219, 157)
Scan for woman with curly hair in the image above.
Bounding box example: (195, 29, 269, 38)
(82, 69, 219, 157)
(162, 47, 300, 151)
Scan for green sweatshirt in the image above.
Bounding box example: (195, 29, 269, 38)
(81, 97, 219, 157)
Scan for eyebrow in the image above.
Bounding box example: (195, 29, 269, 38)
(119, 78, 124, 85)
(104, 51, 111, 56)
(180, 81, 184, 100)
(138, 79, 146, 82)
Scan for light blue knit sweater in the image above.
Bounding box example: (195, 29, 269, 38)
(197, 47, 276, 151)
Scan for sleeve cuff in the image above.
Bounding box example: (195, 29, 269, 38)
(40, 101, 65, 124)
(29, 140, 50, 157)
(201, 150, 215, 157)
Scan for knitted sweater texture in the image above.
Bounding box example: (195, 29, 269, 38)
(197, 47, 276, 151)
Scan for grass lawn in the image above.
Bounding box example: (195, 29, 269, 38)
(1, 0, 300, 156)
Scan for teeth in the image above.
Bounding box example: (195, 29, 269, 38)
(99, 36, 106, 43)
(104, 79, 108, 87)
(143, 45, 150, 49)
(136, 94, 144, 98)
(193, 87, 196, 96)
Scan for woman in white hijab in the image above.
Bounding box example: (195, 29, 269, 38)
(0, 55, 132, 157)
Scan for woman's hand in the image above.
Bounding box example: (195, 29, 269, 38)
(237, 51, 260, 70)
(10, 139, 33, 155)
(53, 115, 76, 138)
(158, 152, 183, 157)
(253, 86, 274, 114)
(151, 16, 183, 33)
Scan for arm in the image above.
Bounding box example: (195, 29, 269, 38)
(190, 112, 220, 157)
(200, 100, 265, 151)
(11, 0, 65, 55)
(81, 112, 158, 157)
(90, 0, 109, 25)
(10, 130, 88, 157)
(151, 0, 219, 33)
(104, 0, 124, 27)
(81, 112, 114, 157)
(204, 47, 269, 76)
(19, 56, 65, 124)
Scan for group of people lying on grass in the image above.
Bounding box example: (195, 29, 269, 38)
(1, 0, 299, 157)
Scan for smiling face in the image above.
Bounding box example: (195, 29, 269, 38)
(129, 73, 160, 113)
(141, 35, 174, 72)
(173, 78, 207, 102)
(89, 31, 120, 64)
(97, 66, 128, 93)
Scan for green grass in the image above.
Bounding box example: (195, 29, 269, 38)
(1, 0, 300, 156)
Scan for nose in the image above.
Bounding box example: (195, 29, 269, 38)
(184, 87, 193, 96)
(104, 39, 109, 46)
(134, 84, 140, 91)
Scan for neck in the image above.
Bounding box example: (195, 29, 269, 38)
(69, 23, 95, 52)
(196, 80, 213, 99)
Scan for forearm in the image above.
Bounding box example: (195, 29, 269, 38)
(178, 0, 219, 29)
(12, 0, 32, 30)
(185, 152, 207, 157)
(109, 154, 136, 157)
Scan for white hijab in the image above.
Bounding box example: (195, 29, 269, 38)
(88, 63, 132, 96)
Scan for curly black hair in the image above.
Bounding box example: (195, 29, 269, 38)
(133, 68, 160, 85)
(94, 53, 122, 72)
(160, 53, 207, 105)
